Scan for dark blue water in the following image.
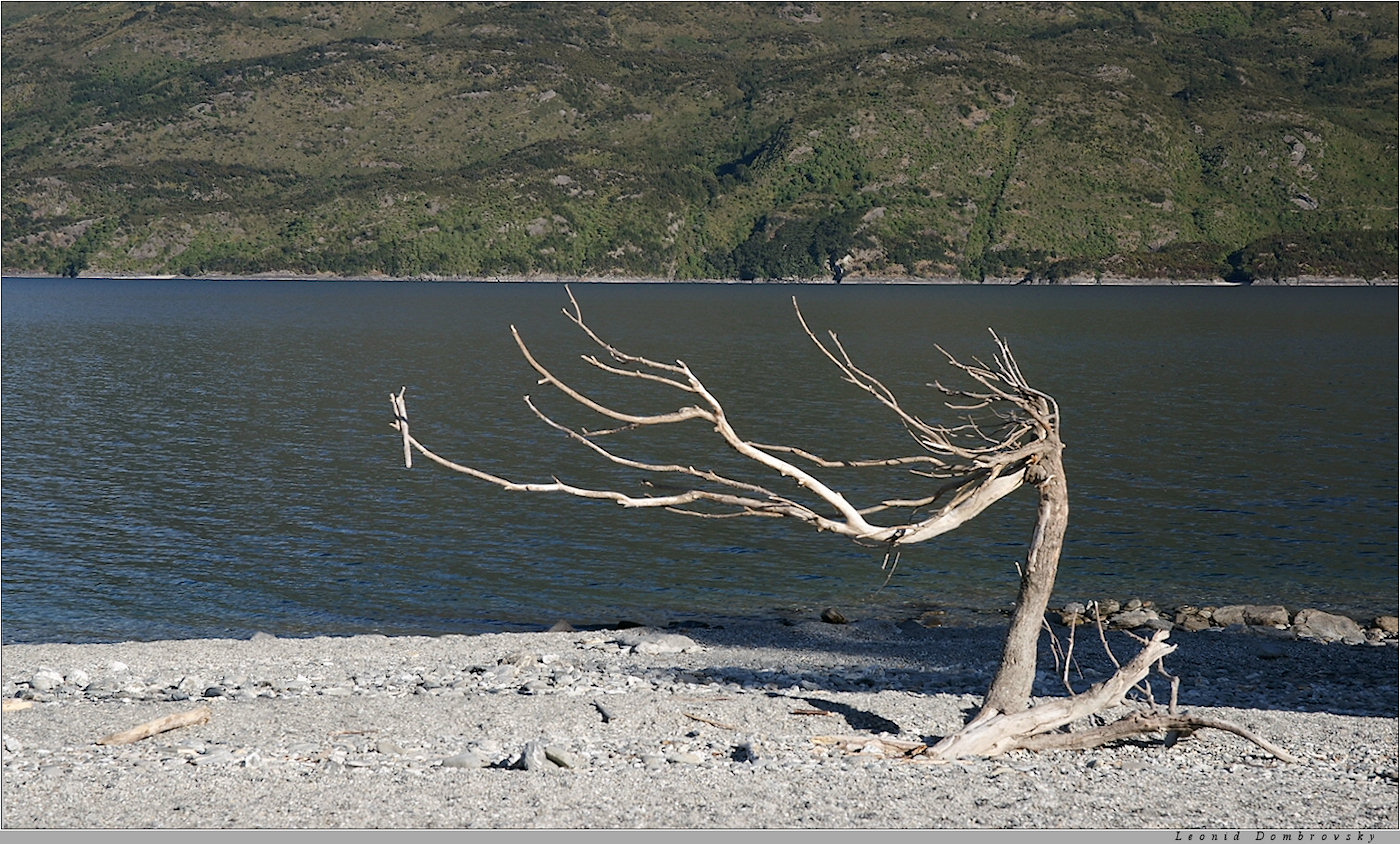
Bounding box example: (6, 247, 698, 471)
(2, 278, 1396, 643)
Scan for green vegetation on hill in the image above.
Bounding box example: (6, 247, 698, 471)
(2, 2, 1395, 281)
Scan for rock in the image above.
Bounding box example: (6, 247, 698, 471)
(1095, 599, 1121, 617)
(1108, 608, 1167, 630)
(1057, 602, 1087, 627)
(375, 739, 406, 756)
(820, 607, 848, 624)
(1244, 605, 1291, 626)
(1208, 604, 1289, 627)
(613, 631, 701, 655)
(1210, 605, 1249, 627)
(1173, 606, 1213, 633)
(544, 745, 583, 769)
(440, 749, 491, 769)
(1374, 616, 1399, 636)
(65, 669, 90, 689)
(516, 740, 551, 771)
(1293, 609, 1366, 644)
(666, 750, 705, 765)
(29, 670, 64, 692)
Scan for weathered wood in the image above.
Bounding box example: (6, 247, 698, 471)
(1015, 711, 1299, 763)
(3, 699, 34, 712)
(391, 287, 1293, 765)
(97, 705, 212, 746)
(684, 713, 736, 730)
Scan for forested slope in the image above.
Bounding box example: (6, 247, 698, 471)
(3, 2, 1395, 281)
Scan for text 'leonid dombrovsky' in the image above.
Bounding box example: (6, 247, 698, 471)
(1175, 833, 1379, 842)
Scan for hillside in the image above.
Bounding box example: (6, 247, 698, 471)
(2, 1, 1396, 282)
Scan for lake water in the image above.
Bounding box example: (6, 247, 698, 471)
(2, 277, 1396, 643)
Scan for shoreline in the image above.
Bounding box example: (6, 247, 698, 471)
(3, 618, 1396, 829)
(4, 271, 1398, 286)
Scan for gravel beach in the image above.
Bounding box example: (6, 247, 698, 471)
(3, 618, 1396, 830)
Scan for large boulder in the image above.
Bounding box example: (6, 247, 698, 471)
(1211, 604, 1291, 628)
(1292, 608, 1366, 644)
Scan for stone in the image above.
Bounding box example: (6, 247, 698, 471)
(1108, 608, 1165, 630)
(440, 750, 491, 769)
(593, 701, 617, 723)
(29, 670, 64, 692)
(1293, 608, 1366, 644)
(614, 630, 701, 655)
(1057, 602, 1087, 627)
(1211, 605, 1249, 627)
(820, 607, 848, 624)
(1244, 605, 1291, 626)
(516, 740, 551, 771)
(544, 745, 583, 769)
(1374, 616, 1399, 636)
(666, 750, 706, 765)
(1095, 599, 1121, 617)
(65, 669, 90, 689)
(1212, 603, 1291, 627)
(1173, 607, 1212, 633)
(375, 739, 406, 756)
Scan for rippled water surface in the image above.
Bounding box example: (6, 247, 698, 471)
(2, 278, 1395, 643)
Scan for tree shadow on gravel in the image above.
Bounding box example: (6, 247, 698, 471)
(647, 616, 1400, 719)
(788, 694, 904, 736)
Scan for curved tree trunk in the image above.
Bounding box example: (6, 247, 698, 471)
(974, 441, 1068, 723)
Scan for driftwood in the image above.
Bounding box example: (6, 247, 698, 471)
(684, 712, 737, 730)
(3, 699, 34, 712)
(388, 288, 1292, 763)
(97, 705, 212, 746)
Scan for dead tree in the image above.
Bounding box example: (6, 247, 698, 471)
(389, 288, 1293, 763)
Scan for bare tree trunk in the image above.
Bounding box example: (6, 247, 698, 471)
(975, 440, 1068, 723)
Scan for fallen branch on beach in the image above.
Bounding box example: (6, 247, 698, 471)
(97, 705, 212, 746)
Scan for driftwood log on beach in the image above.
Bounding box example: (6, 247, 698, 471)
(97, 706, 213, 746)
